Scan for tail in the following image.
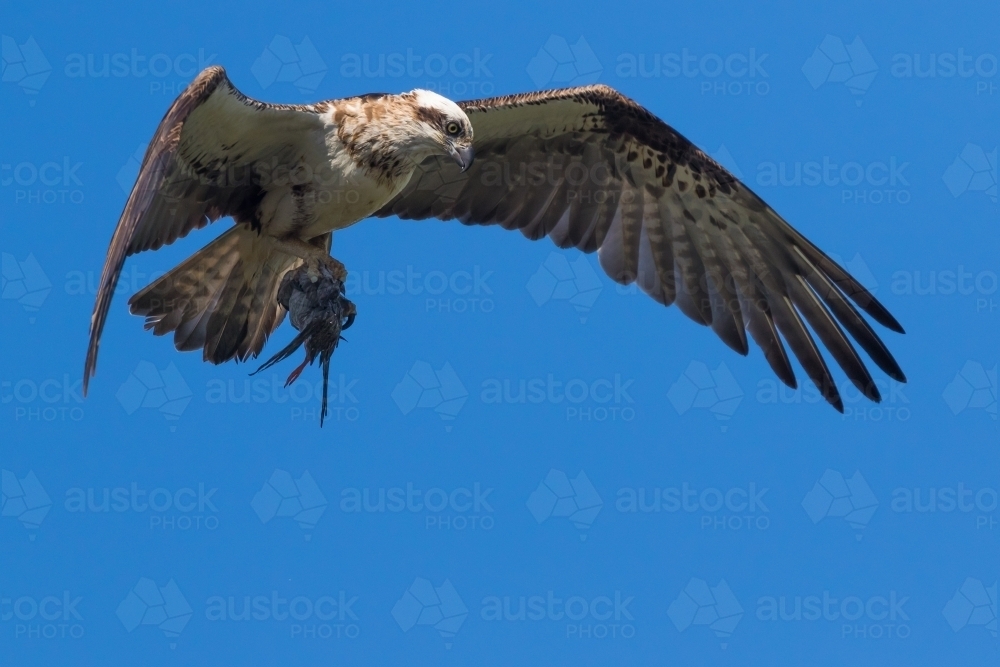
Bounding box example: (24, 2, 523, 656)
(129, 227, 324, 364)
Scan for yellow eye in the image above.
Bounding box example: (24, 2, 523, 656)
(445, 122, 461, 136)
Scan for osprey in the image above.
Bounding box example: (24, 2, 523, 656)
(83, 65, 906, 413)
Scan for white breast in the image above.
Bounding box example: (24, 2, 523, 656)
(261, 111, 414, 240)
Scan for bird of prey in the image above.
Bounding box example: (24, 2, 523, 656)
(83, 65, 905, 413)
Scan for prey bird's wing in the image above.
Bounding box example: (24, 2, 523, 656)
(374, 85, 906, 411)
(84, 66, 330, 393)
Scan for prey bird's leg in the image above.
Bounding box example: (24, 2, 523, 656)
(272, 237, 347, 283)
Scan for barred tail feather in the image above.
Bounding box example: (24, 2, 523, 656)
(128, 227, 299, 364)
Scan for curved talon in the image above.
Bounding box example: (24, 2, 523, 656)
(342, 302, 356, 330)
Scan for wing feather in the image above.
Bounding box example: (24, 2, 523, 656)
(374, 84, 905, 410)
(83, 66, 328, 393)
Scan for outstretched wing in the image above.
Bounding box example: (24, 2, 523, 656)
(375, 85, 905, 410)
(83, 65, 330, 394)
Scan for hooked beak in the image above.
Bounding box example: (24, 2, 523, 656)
(449, 143, 475, 172)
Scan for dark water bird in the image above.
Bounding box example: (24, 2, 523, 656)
(251, 262, 356, 425)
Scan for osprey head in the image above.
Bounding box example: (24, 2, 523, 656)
(406, 89, 475, 171)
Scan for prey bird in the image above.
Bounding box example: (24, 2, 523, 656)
(83, 65, 906, 415)
(250, 261, 355, 426)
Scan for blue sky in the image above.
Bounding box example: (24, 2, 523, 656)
(1, 1, 997, 664)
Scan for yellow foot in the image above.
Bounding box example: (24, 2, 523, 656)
(273, 237, 347, 283)
(305, 254, 347, 284)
